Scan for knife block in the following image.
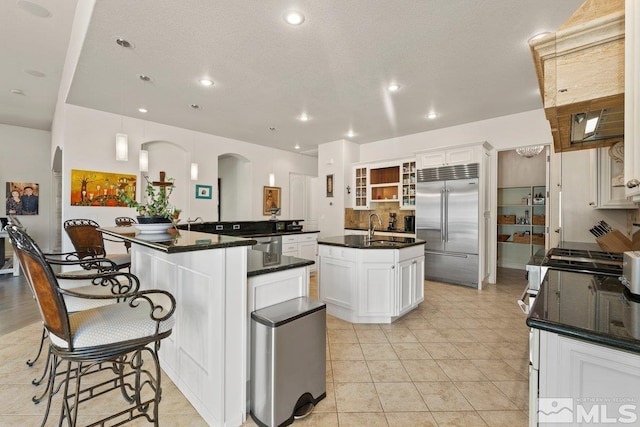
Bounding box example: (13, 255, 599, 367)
(596, 229, 633, 252)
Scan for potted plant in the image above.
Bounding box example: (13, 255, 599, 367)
(119, 174, 178, 224)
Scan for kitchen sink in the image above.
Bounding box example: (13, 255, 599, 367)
(365, 239, 402, 247)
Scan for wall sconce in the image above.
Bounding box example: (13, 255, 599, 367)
(115, 133, 128, 161)
(346, 185, 351, 194)
(269, 173, 275, 187)
(191, 162, 199, 181)
(139, 149, 149, 172)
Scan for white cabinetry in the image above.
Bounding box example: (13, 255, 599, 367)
(590, 146, 636, 209)
(282, 233, 318, 272)
(625, 0, 640, 200)
(417, 146, 480, 169)
(351, 158, 416, 210)
(318, 243, 424, 323)
(536, 330, 640, 425)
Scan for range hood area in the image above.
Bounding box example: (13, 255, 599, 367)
(530, 0, 625, 152)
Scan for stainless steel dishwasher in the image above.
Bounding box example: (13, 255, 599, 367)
(252, 235, 282, 254)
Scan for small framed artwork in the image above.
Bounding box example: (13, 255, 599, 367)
(195, 184, 212, 199)
(263, 186, 281, 215)
(326, 174, 334, 198)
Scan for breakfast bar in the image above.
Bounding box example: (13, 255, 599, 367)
(100, 226, 256, 427)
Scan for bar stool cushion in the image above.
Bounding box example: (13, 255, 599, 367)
(49, 301, 175, 349)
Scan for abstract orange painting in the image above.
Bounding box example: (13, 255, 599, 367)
(70, 169, 137, 207)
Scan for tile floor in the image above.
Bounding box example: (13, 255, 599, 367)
(0, 269, 530, 426)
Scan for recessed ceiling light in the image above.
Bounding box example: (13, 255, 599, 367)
(298, 113, 310, 122)
(17, 0, 51, 18)
(115, 37, 134, 48)
(294, 144, 301, 150)
(528, 32, 551, 43)
(199, 79, 214, 87)
(138, 74, 152, 82)
(189, 104, 201, 110)
(388, 84, 401, 92)
(24, 69, 45, 78)
(426, 112, 437, 119)
(10, 89, 25, 95)
(347, 130, 355, 138)
(138, 107, 148, 113)
(284, 11, 305, 25)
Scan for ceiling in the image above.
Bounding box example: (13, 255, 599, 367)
(3, 0, 585, 154)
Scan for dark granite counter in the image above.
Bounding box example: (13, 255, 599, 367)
(527, 269, 640, 353)
(318, 234, 425, 249)
(246, 249, 314, 277)
(100, 226, 256, 254)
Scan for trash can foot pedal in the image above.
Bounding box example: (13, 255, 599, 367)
(293, 393, 315, 420)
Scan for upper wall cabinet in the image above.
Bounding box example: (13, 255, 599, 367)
(625, 0, 640, 200)
(529, 0, 625, 153)
(589, 144, 636, 209)
(351, 159, 416, 210)
(416, 145, 482, 169)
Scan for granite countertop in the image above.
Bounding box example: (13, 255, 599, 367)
(318, 234, 425, 249)
(227, 230, 319, 238)
(527, 269, 640, 353)
(100, 226, 256, 254)
(344, 227, 415, 235)
(246, 249, 314, 277)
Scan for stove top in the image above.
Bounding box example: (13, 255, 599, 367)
(543, 247, 623, 276)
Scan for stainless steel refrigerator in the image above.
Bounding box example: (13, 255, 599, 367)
(416, 163, 479, 287)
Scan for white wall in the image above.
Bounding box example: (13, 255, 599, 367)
(318, 139, 359, 238)
(359, 109, 553, 162)
(58, 104, 317, 251)
(0, 124, 53, 250)
(219, 155, 251, 221)
(498, 150, 547, 187)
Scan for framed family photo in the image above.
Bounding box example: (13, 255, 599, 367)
(195, 184, 212, 199)
(6, 181, 40, 215)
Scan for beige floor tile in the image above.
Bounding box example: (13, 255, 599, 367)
(489, 343, 529, 360)
(367, 360, 411, 382)
(437, 328, 477, 343)
(329, 342, 364, 360)
(494, 328, 528, 343)
(421, 342, 466, 360)
(0, 416, 43, 427)
(401, 360, 450, 382)
(452, 342, 498, 360)
(427, 317, 459, 329)
(383, 328, 418, 343)
(326, 315, 355, 330)
(454, 381, 518, 411)
(502, 358, 529, 377)
(412, 328, 449, 343)
(352, 323, 382, 331)
(492, 380, 529, 410)
(338, 412, 388, 426)
(471, 359, 526, 381)
(326, 360, 333, 383)
(292, 412, 339, 427)
(361, 343, 399, 361)
(436, 360, 489, 382)
(453, 318, 484, 329)
(334, 383, 383, 413)
(331, 360, 372, 382)
(327, 328, 359, 344)
(391, 342, 432, 360)
(414, 381, 474, 412)
(403, 318, 434, 330)
(477, 410, 528, 426)
(375, 382, 428, 412)
(385, 411, 438, 427)
(356, 329, 389, 344)
(431, 411, 488, 427)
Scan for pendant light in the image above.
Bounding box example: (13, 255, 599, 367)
(516, 145, 544, 158)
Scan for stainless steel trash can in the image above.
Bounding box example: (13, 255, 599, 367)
(250, 296, 326, 427)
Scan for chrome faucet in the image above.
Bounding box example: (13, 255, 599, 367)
(186, 217, 203, 231)
(367, 213, 382, 241)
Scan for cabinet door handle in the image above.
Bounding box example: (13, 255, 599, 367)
(627, 179, 640, 189)
(588, 202, 595, 206)
(391, 265, 395, 269)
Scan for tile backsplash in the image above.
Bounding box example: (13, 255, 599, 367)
(345, 203, 415, 232)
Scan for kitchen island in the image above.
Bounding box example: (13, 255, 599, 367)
(318, 235, 425, 323)
(527, 269, 640, 425)
(100, 227, 255, 427)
